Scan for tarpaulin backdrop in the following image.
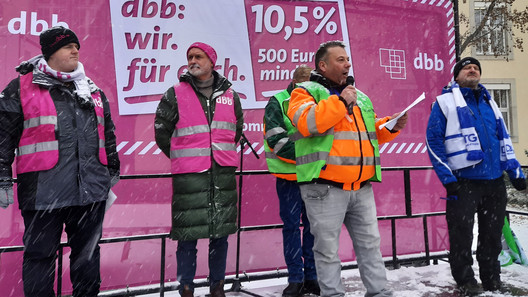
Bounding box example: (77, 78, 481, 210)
(0, 0, 453, 294)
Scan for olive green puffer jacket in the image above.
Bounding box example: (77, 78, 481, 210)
(154, 71, 243, 240)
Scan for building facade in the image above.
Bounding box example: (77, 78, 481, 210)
(459, 0, 528, 164)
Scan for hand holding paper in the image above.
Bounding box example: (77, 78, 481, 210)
(379, 92, 425, 130)
(390, 112, 408, 131)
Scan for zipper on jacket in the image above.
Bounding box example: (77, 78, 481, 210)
(207, 94, 215, 238)
(475, 95, 494, 179)
(350, 110, 364, 184)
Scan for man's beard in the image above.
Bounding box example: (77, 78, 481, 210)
(188, 65, 205, 77)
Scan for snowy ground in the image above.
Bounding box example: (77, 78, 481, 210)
(132, 211, 528, 297)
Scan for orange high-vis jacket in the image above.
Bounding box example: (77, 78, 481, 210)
(288, 87, 399, 190)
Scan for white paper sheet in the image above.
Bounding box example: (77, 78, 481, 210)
(379, 92, 426, 130)
(106, 189, 117, 212)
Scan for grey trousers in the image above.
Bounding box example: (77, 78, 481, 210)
(299, 182, 392, 297)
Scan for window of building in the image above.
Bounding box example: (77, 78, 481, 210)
(474, 1, 509, 56)
(482, 83, 512, 133)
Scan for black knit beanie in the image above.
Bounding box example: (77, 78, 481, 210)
(453, 57, 481, 80)
(40, 26, 80, 60)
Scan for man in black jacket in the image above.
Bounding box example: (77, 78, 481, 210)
(0, 26, 120, 297)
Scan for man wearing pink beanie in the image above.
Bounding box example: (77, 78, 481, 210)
(155, 42, 243, 297)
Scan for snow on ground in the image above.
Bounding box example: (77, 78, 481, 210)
(137, 211, 528, 297)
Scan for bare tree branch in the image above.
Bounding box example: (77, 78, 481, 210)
(458, 0, 527, 58)
(459, 0, 497, 54)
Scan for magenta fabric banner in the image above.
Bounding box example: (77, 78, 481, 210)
(0, 0, 454, 295)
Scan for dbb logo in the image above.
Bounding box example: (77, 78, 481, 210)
(216, 96, 233, 106)
(8, 12, 68, 36)
(413, 53, 444, 71)
(93, 97, 103, 108)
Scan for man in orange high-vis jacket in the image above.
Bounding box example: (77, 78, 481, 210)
(155, 42, 243, 297)
(0, 26, 120, 297)
(287, 41, 408, 297)
(264, 65, 319, 297)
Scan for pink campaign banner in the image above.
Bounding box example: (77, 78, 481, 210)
(0, 0, 452, 295)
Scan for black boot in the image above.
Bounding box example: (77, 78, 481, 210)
(180, 284, 194, 297)
(282, 282, 303, 297)
(302, 279, 320, 296)
(210, 280, 225, 297)
(483, 280, 510, 293)
(458, 279, 484, 296)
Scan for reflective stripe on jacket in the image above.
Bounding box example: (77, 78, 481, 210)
(289, 80, 397, 190)
(17, 72, 107, 174)
(264, 89, 297, 180)
(170, 82, 237, 174)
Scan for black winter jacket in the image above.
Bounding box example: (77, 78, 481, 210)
(0, 65, 120, 210)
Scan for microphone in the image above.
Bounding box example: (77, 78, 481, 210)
(346, 76, 355, 86)
(345, 76, 355, 114)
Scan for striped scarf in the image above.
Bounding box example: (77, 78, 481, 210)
(452, 83, 520, 170)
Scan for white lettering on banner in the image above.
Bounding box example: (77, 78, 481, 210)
(257, 48, 314, 82)
(258, 48, 288, 63)
(260, 66, 296, 81)
(7, 11, 69, 35)
(291, 49, 314, 63)
(109, 0, 255, 115)
(257, 48, 314, 64)
(243, 122, 264, 132)
(413, 53, 444, 71)
(251, 5, 337, 41)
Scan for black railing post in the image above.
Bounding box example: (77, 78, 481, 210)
(160, 237, 166, 297)
(404, 169, 412, 217)
(423, 216, 431, 265)
(391, 218, 399, 269)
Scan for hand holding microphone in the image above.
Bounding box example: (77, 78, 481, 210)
(339, 76, 356, 114)
(341, 85, 357, 114)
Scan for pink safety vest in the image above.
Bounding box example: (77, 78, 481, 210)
(16, 73, 107, 174)
(170, 82, 238, 174)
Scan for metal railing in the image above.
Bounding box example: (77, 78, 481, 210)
(1, 166, 527, 297)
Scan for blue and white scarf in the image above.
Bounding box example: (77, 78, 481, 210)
(452, 82, 520, 171)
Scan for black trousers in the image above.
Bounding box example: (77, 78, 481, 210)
(445, 178, 507, 286)
(21, 201, 105, 297)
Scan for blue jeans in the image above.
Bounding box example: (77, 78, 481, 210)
(277, 178, 316, 283)
(300, 182, 392, 297)
(177, 236, 229, 293)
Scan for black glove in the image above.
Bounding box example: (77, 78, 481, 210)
(443, 182, 460, 200)
(511, 178, 527, 191)
(0, 179, 14, 209)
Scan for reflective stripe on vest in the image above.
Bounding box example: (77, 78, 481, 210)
(170, 82, 238, 174)
(263, 89, 297, 178)
(16, 72, 107, 174)
(293, 81, 382, 183)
